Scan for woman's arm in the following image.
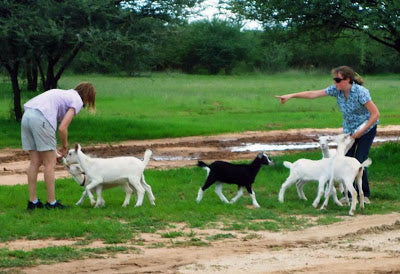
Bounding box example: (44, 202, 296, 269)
(58, 108, 76, 156)
(275, 89, 327, 105)
(352, 100, 380, 139)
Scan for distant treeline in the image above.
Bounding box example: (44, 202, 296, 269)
(70, 19, 400, 76)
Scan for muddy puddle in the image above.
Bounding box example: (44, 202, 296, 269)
(230, 136, 399, 153)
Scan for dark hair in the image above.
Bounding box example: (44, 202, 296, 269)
(332, 66, 364, 85)
(74, 82, 96, 111)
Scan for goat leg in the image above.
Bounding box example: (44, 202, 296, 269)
(76, 190, 87, 206)
(230, 187, 243, 204)
(215, 183, 230, 204)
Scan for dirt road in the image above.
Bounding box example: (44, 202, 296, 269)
(1, 126, 400, 273)
(3, 212, 399, 273)
(1, 126, 399, 186)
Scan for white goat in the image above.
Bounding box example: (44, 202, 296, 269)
(278, 157, 341, 207)
(294, 136, 337, 201)
(321, 156, 371, 215)
(65, 144, 155, 207)
(64, 162, 153, 207)
(317, 135, 336, 158)
(320, 134, 372, 216)
(279, 133, 355, 208)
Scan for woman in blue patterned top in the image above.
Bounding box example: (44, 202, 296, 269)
(275, 66, 380, 204)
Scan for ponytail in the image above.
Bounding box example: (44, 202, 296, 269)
(353, 72, 364, 85)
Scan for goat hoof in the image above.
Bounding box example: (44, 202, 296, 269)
(312, 203, 318, 208)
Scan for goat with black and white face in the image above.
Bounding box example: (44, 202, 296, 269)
(196, 152, 273, 208)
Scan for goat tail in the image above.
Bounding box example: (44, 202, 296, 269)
(197, 161, 209, 168)
(142, 149, 152, 167)
(283, 161, 292, 169)
(361, 158, 372, 169)
(357, 158, 372, 178)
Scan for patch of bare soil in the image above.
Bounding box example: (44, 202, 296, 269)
(1, 126, 399, 186)
(5, 213, 400, 273)
(1, 126, 400, 273)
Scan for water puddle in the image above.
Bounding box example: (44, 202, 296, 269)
(230, 136, 400, 153)
(152, 136, 399, 161)
(153, 155, 194, 161)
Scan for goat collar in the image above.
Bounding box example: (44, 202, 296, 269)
(80, 173, 87, 187)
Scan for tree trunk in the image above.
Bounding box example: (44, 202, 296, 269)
(5, 62, 23, 121)
(27, 62, 38, 91)
(43, 59, 57, 91)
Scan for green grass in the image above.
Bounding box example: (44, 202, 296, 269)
(0, 72, 399, 148)
(0, 143, 399, 268)
(0, 72, 399, 269)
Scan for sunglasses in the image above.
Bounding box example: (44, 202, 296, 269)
(333, 77, 345, 83)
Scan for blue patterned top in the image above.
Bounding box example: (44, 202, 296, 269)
(325, 83, 379, 135)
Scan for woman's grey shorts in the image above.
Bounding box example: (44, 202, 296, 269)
(21, 109, 56, 151)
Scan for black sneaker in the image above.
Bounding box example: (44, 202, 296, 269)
(27, 199, 44, 210)
(45, 200, 66, 209)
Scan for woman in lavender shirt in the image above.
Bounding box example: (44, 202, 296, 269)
(275, 66, 380, 204)
(22, 82, 96, 210)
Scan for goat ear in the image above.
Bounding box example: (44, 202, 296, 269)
(75, 143, 80, 152)
(311, 137, 319, 142)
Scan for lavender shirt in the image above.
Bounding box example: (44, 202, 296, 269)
(24, 89, 83, 130)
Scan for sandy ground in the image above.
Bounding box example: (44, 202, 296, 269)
(1, 126, 400, 273)
(1, 126, 400, 186)
(2, 213, 399, 273)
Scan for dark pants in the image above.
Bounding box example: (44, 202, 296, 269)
(345, 125, 377, 198)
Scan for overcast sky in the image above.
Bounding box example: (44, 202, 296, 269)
(190, 0, 262, 30)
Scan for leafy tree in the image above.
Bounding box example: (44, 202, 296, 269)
(0, 1, 34, 121)
(178, 19, 247, 74)
(0, 0, 203, 121)
(225, 0, 400, 55)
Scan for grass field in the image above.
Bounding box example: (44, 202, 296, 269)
(0, 142, 399, 267)
(0, 72, 399, 268)
(0, 72, 399, 148)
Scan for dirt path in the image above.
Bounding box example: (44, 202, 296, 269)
(6, 212, 399, 273)
(1, 126, 400, 186)
(1, 126, 400, 273)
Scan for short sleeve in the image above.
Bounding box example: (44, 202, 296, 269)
(325, 85, 338, 97)
(358, 86, 371, 105)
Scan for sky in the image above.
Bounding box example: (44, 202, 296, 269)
(189, 0, 263, 30)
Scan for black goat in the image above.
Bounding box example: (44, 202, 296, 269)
(196, 152, 273, 207)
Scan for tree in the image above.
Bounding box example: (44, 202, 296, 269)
(0, 1, 33, 121)
(225, 0, 400, 55)
(178, 19, 247, 74)
(0, 0, 203, 121)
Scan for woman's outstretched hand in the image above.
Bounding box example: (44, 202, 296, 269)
(275, 95, 290, 105)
